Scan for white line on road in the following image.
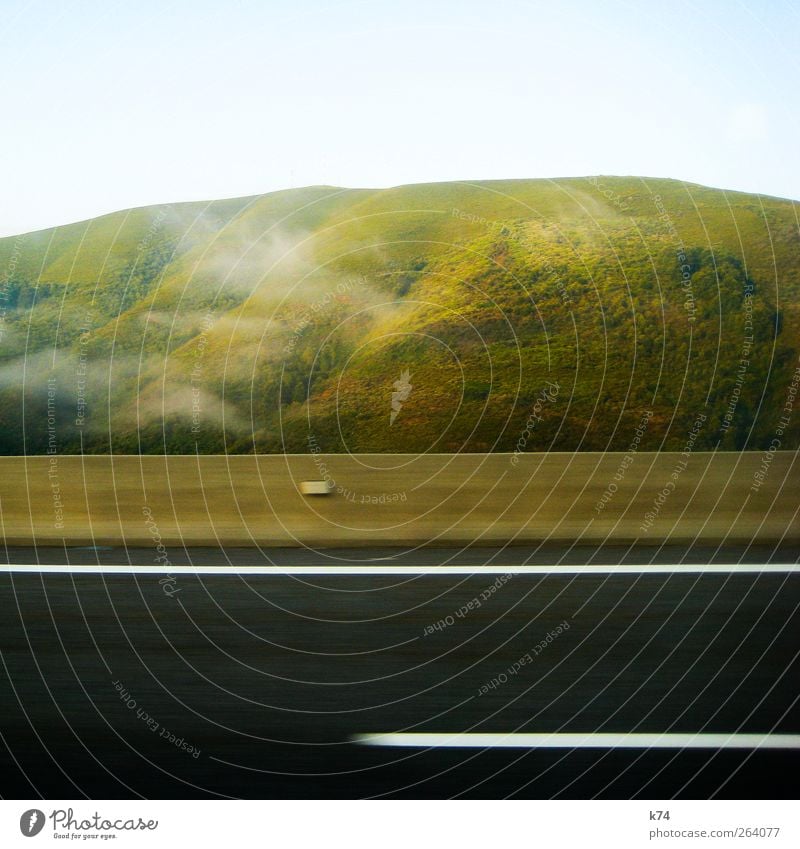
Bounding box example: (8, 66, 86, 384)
(354, 732, 800, 749)
(0, 564, 798, 576)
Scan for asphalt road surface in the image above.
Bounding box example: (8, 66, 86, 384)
(1, 546, 799, 799)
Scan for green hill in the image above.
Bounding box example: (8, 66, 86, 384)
(0, 176, 797, 455)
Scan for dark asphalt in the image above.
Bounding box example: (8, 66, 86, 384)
(3, 541, 799, 566)
(0, 546, 798, 798)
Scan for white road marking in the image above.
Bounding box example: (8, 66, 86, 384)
(354, 732, 800, 749)
(0, 564, 797, 576)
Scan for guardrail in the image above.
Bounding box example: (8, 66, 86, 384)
(0, 453, 796, 546)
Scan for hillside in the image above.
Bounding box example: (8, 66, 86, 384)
(0, 176, 798, 455)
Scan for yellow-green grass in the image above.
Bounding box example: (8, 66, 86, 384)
(0, 177, 797, 456)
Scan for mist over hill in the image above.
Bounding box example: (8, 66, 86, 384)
(0, 176, 797, 456)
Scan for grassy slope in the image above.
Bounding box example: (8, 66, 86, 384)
(0, 176, 797, 455)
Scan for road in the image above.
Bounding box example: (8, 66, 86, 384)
(1, 546, 799, 798)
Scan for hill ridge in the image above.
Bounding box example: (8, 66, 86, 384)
(0, 176, 797, 456)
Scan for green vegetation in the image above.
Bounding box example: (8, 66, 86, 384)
(0, 176, 797, 455)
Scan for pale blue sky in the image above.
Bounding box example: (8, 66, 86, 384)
(0, 0, 797, 236)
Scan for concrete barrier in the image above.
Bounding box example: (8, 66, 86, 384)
(0, 452, 796, 547)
